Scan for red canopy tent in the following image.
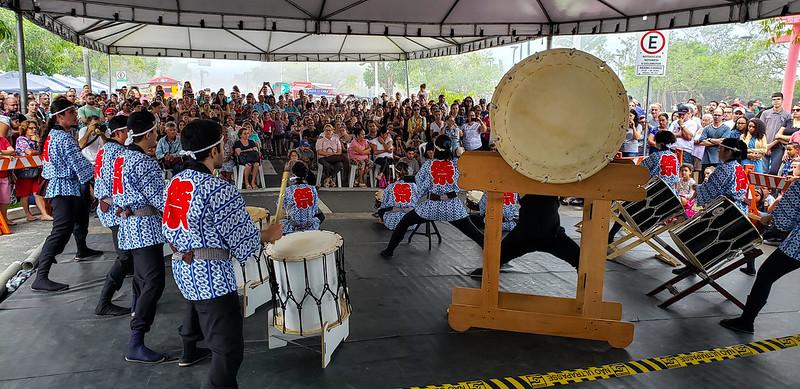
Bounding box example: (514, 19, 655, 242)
(146, 76, 180, 97)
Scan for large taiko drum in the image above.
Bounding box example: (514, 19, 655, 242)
(490, 49, 628, 183)
(618, 177, 685, 236)
(669, 196, 762, 272)
(266, 230, 350, 335)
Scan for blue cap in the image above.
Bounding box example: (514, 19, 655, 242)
(300, 139, 310, 147)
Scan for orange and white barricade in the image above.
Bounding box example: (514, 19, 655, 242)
(0, 155, 44, 236)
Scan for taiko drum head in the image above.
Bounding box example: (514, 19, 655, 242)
(491, 48, 628, 183)
(265, 230, 343, 262)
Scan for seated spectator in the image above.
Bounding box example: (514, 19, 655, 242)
(349, 128, 373, 188)
(155, 122, 183, 175)
(371, 127, 394, 187)
(295, 139, 315, 169)
(377, 162, 419, 230)
(14, 120, 52, 221)
(219, 135, 235, 184)
(279, 162, 322, 234)
(392, 134, 405, 162)
(399, 148, 421, 176)
(234, 126, 261, 189)
(316, 124, 345, 188)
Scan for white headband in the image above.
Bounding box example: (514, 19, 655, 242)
(124, 124, 156, 146)
(106, 126, 127, 138)
(179, 138, 223, 160)
(52, 105, 76, 115)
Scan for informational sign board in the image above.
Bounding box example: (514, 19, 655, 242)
(635, 30, 669, 77)
(116, 70, 127, 87)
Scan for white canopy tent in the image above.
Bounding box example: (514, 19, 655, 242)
(2, 0, 799, 62)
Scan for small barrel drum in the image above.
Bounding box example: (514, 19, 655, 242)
(465, 190, 484, 212)
(669, 196, 762, 272)
(618, 177, 685, 236)
(374, 189, 384, 209)
(266, 230, 350, 335)
(235, 207, 271, 289)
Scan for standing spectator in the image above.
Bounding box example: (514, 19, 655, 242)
(761, 92, 791, 174)
(417, 84, 429, 106)
(722, 106, 735, 129)
(0, 123, 14, 225)
(37, 93, 50, 122)
(648, 103, 662, 129)
(77, 93, 102, 125)
(741, 118, 768, 173)
(461, 111, 485, 151)
(728, 115, 748, 140)
(24, 99, 41, 125)
(620, 109, 641, 157)
(78, 115, 106, 165)
(14, 120, 51, 221)
(698, 108, 731, 171)
(670, 104, 699, 164)
(774, 103, 800, 162)
(155, 122, 183, 176)
(0, 96, 19, 140)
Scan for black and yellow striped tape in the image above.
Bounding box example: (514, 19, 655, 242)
(409, 334, 800, 389)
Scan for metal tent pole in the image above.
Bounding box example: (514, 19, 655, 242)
(405, 60, 410, 98)
(15, 10, 28, 113)
(108, 54, 113, 94)
(83, 47, 92, 92)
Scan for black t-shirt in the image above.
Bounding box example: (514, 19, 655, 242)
(781, 117, 800, 138)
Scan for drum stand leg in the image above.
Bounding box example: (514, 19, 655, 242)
(606, 213, 683, 267)
(647, 249, 762, 310)
(266, 310, 350, 368)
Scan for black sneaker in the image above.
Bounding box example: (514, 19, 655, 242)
(763, 239, 783, 247)
(379, 249, 393, 259)
(75, 248, 104, 261)
(178, 348, 212, 367)
(671, 267, 690, 275)
(719, 317, 754, 334)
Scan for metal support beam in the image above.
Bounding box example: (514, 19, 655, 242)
(15, 10, 28, 113)
(107, 54, 113, 93)
(83, 47, 93, 92)
(405, 60, 410, 98)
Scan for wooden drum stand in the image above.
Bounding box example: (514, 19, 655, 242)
(448, 152, 648, 348)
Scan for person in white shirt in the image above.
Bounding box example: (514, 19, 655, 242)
(370, 128, 394, 185)
(669, 103, 698, 164)
(78, 115, 106, 164)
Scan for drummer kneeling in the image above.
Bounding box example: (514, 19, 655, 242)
(162, 119, 283, 388)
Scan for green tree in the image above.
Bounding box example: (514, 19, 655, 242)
(362, 61, 406, 95)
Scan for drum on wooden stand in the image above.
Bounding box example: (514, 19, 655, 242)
(618, 176, 685, 236)
(669, 196, 762, 273)
(265, 230, 351, 367)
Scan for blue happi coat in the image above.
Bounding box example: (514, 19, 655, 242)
(279, 183, 321, 233)
(696, 159, 748, 212)
(163, 167, 261, 301)
(641, 149, 680, 192)
(41, 126, 93, 198)
(414, 159, 468, 221)
(380, 181, 420, 230)
(112, 146, 166, 250)
(478, 191, 518, 231)
(94, 141, 125, 227)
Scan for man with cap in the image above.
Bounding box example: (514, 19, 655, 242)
(32, 97, 97, 292)
(295, 139, 315, 168)
(669, 103, 698, 164)
(112, 111, 168, 363)
(163, 119, 283, 387)
(92, 115, 133, 316)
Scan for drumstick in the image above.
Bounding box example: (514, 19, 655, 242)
(272, 169, 291, 240)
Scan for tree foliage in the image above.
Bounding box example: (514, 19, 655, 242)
(0, 9, 157, 88)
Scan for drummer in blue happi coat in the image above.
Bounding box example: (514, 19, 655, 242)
(380, 135, 484, 258)
(377, 162, 420, 230)
(32, 97, 98, 292)
(163, 119, 283, 388)
(92, 115, 133, 316)
(112, 111, 168, 364)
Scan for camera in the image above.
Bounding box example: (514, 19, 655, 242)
(97, 123, 108, 133)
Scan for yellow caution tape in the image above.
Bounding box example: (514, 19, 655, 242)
(409, 334, 800, 389)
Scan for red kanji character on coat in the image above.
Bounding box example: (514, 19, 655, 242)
(163, 178, 195, 231)
(42, 135, 51, 163)
(112, 156, 125, 195)
(294, 187, 314, 209)
(394, 183, 412, 203)
(431, 160, 455, 185)
(94, 149, 105, 179)
(503, 192, 516, 206)
(659, 154, 678, 177)
(734, 165, 748, 191)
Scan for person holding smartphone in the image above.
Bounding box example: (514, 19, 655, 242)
(460, 110, 485, 151)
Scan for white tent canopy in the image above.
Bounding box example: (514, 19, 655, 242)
(2, 1, 799, 61)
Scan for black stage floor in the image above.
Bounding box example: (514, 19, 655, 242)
(1, 195, 800, 388)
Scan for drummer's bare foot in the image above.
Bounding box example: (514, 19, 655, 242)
(26, 215, 37, 221)
(40, 215, 53, 221)
(380, 249, 393, 259)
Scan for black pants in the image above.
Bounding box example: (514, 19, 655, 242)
(180, 292, 244, 389)
(107, 225, 134, 290)
(742, 249, 800, 322)
(130, 244, 165, 333)
(767, 144, 786, 176)
(318, 157, 344, 181)
(38, 196, 90, 277)
(374, 156, 392, 178)
(385, 210, 484, 253)
(500, 226, 580, 269)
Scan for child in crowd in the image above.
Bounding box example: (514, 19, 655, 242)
(676, 163, 697, 218)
